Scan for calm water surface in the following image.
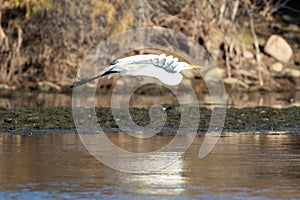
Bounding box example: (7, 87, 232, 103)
(1, 91, 300, 108)
(0, 132, 300, 199)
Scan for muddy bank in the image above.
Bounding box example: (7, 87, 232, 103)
(0, 106, 299, 134)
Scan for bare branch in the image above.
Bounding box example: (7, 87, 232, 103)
(243, 0, 263, 87)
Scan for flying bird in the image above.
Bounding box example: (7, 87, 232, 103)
(71, 54, 204, 88)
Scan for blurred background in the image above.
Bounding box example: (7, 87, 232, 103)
(1, 2, 300, 199)
(0, 0, 300, 106)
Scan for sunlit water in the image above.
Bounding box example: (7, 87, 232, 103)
(0, 132, 299, 199)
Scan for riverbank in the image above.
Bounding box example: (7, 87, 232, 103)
(1, 106, 299, 134)
(1, 1, 300, 92)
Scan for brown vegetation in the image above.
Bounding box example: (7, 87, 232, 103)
(0, 0, 299, 92)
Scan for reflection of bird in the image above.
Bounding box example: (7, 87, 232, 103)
(71, 54, 204, 88)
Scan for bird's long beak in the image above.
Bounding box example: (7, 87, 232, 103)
(189, 64, 204, 69)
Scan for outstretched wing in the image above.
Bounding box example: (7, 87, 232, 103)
(71, 54, 184, 88)
(105, 54, 180, 75)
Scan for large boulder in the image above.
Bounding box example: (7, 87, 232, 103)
(264, 35, 293, 63)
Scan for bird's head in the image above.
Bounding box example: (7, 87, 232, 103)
(178, 62, 204, 72)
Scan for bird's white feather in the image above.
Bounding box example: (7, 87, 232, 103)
(121, 64, 183, 85)
(103, 54, 192, 85)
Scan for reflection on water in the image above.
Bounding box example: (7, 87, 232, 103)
(0, 132, 300, 199)
(0, 92, 71, 108)
(0, 91, 300, 108)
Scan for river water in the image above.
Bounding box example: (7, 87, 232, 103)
(1, 91, 300, 199)
(0, 132, 300, 199)
(1, 91, 300, 108)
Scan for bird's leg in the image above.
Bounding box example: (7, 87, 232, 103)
(70, 71, 119, 88)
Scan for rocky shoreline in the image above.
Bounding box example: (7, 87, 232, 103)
(1, 1, 300, 92)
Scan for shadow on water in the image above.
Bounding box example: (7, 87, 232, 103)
(0, 132, 300, 199)
(0, 91, 300, 108)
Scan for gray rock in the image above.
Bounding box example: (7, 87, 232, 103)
(264, 35, 293, 63)
(270, 62, 283, 72)
(284, 68, 300, 78)
(243, 50, 254, 59)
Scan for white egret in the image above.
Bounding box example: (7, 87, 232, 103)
(71, 54, 204, 88)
